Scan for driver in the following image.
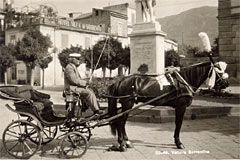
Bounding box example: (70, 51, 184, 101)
(64, 53, 104, 116)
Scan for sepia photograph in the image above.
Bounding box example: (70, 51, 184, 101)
(0, 0, 239, 159)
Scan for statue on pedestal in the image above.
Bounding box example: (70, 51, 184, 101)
(138, 0, 156, 22)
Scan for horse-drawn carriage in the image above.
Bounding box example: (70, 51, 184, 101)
(0, 32, 229, 159)
(0, 85, 97, 159)
(0, 56, 229, 159)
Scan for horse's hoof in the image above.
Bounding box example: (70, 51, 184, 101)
(176, 143, 185, 149)
(119, 146, 127, 152)
(126, 141, 134, 148)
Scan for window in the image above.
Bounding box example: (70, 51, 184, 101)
(118, 22, 123, 36)
(95, 10, 99, 16)
(10, 35, 16, 45)
(61, 34, 69, 49)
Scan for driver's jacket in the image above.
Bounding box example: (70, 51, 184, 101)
(64, 63, 87, 91)
(64, 63, 99, 112)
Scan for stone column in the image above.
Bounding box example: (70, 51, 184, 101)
(218, 0, 240, 83)
(129, 0, 166, 74)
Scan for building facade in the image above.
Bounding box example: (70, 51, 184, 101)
(218, 0, 240, 83)
(5, 16, 111, 86)
(3, 2, 178, 86)
(74, 7, 129, 46)
(103, 3, 136, 35)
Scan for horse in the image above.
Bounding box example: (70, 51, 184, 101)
(107, 60, 229, 151)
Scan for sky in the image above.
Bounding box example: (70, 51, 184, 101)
(1, 0, 218, 18)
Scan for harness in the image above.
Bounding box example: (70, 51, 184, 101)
(207, 62, 228, 89)
(104, 70, 194, 104)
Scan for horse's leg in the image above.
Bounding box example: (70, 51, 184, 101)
(117, 121, 127, 152)
(119, 100, 134, 150)
(174, 104, 187, 149)
(123, 119, 134, 148)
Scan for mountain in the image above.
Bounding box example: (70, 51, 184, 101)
(157, 6, 218, 47)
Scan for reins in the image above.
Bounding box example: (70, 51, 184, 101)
(91, 89, 176, 128)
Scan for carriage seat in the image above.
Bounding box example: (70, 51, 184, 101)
(0, 85, 52, 112)
(16, 86, 52, 112)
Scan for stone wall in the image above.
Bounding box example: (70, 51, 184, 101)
(218, 0, 240, 83)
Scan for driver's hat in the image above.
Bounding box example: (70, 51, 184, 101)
(69, 53, 82, 59)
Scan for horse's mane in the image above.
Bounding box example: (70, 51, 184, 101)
(180, 61, 211, 89)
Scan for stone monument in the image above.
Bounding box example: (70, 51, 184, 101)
(129, 0, 166, 74)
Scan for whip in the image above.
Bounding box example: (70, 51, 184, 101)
(89, 37, 109, 82)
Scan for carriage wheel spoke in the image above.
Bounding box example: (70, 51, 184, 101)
(18, 123, 23, 135)
(26, 127, 37, 136)
(23, 141, 33, 153)
(43, 128, 54, 139)
(5, 131, 19, 139)
(3, 120, 41, 159)
(65, 146, 74, 155)
(8, 141, 20, 152)
(75, 147, 82, 155)
(44, 127, 55, 134)
(5, 139, 19, 143)
(22, 142, 26, 156)
(71, 148, 75, 156)
(15, 150, 19, 156)
(60, 132, 88, 158)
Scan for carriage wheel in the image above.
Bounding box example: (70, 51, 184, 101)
(2, 120, 42, 159)
(40, 126, 58, 144)
(26, 117, 58, 144)
(59, 131, 88, 158)
(74, 126, 92, 141)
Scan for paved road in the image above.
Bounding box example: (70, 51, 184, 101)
(0, 98, 239, 159)
(0, 85, 239, 159)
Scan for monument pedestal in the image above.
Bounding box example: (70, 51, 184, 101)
(129, 21, 166, 74)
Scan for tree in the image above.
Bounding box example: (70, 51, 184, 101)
(86, 37, 123, 78)
(0, 44, 16, 85)
(38, 55, 53, 89)
(16, 28, 52, 86)
(118, 46, 130, 74)
(165, 49, 180, 67)
(58, 45, 84, 69)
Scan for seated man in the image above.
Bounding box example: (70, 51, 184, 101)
(64, 53, 104, 116)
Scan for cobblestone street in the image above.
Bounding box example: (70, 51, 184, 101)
(0, 98, 239, 160)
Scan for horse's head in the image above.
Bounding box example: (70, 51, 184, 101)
(198, 32, 229, 91)
(207, 61, 229, 91)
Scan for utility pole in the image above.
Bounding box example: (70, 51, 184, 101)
(181, 32, 184, 53)
(91, 36, 93, 75)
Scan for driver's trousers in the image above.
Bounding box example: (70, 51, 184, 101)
(72, 86, 100, 113)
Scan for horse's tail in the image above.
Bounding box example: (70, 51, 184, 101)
(107, 84, 118, 136)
